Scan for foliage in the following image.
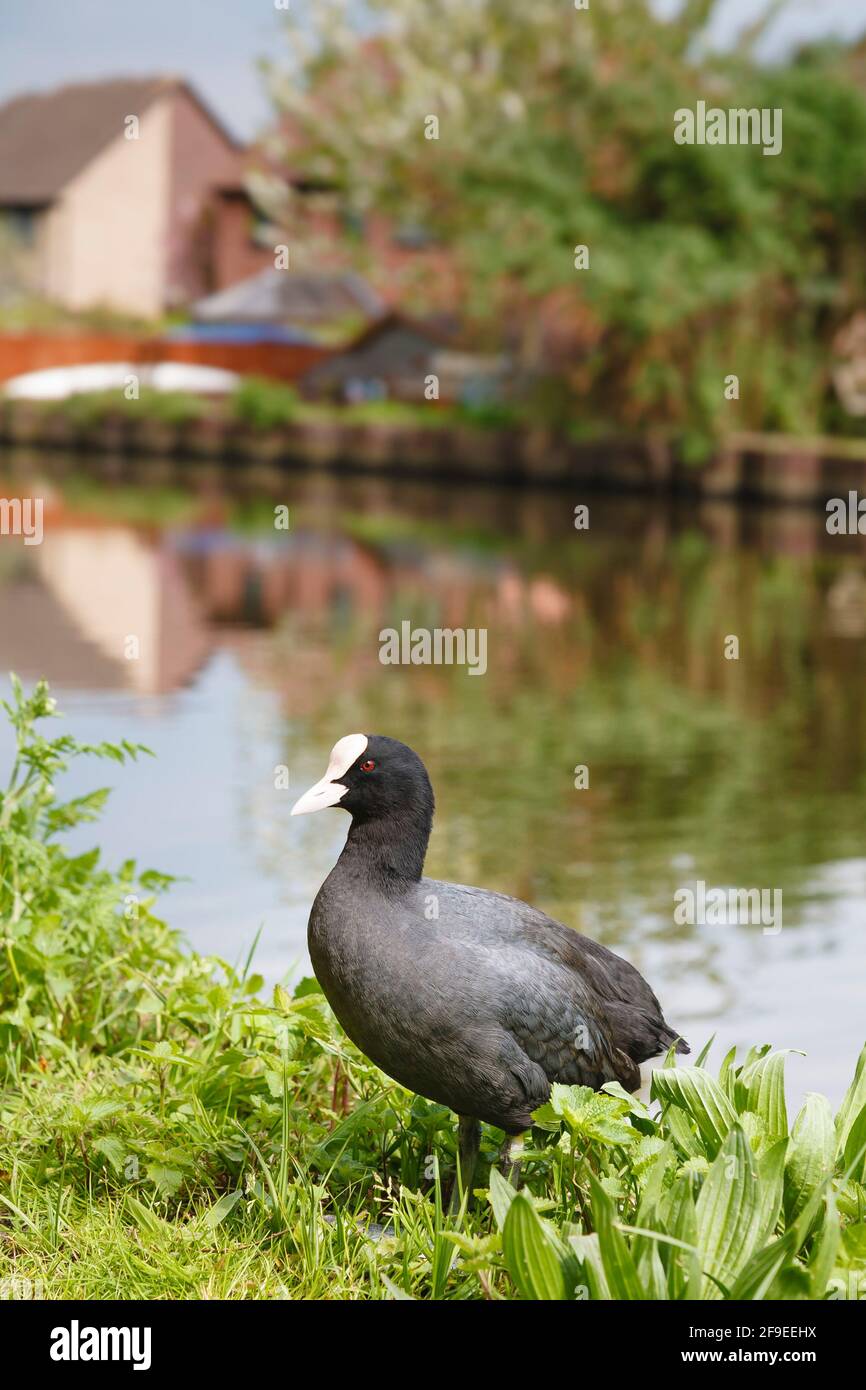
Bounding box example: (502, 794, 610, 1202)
(260, 1, 866, 441)
(40, 389, 207, 428)
(230, 377, 300, 431)
(0, 679, 864, 1299)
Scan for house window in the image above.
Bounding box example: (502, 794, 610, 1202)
(250, 209, 278, 248)
(2, 207, 38, 247)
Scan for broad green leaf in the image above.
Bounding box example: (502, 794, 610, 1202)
(755, 1138, 787, 1243)
(204, 1189, 244, 1229)
(79, 1098, 125, 1125)
(487, 1164, 517, 1232)
(739, 1049, 795, 1139)
(842, 1102, 866, 1184)
(600, 1080, 652, 1122)
(695, 1126, 762, 1298)
(651, 1066, 738, 1157)
(661, 1177, 701, 1300)
(840, 1221, 866, 1273)
(664, 1102, 704, 1159)
(809, 1192, 840, 1297)
(589, 1174, 648, 1300)
(568, 1232, 610, 1301)
(502, 1192, 568, 1300)
(730, 1230, 797, 1300)
(380, 1274, 416, 1301)
(835, 1043, 866, 1158)
(637, 1242, 668, 1300)
(125, 1195, 173, 1240)
(146, 1162, 185, 1197)
(718, 1044, 739, 1102)
(91, 1135, 125, 1173)
(784, 1092, 835, 1220)
(534, 1084, 637, 1146)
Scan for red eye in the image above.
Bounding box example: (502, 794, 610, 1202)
(360, 759, 376, 772)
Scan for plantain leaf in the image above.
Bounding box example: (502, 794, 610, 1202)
(809, 1192, 840, 1297)
(695, 1126, 763, 1298)
(204, 1189, 243, 1229)
(488, 1164, 518, 1232)
(756, 1137, 788, 1243)
(661, 1178, 701, 1300)
(589, 1174, 648, 1299)
(502, 1192, 569, 1300)
(730, 1230, 797, 1300)
(739, 1049, 796, 1139)
(842, 1102, 866, 1184)
(718, 1045, 740, 1102)
(785, 1092, 836, 1221)
(568, 1232, 610, 1301)
(651, 1066, 738, 1157)
(835, 1043, 866, 1159)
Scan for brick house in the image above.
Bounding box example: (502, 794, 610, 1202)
(0, 76, 273, 319)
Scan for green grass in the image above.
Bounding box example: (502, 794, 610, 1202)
(1, 678, 865, 1300)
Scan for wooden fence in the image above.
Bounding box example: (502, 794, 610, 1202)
(0, 333, 329, 385)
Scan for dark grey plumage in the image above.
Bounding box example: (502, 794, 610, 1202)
(296, 734, 688, 1137)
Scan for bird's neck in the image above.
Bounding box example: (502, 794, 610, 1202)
(339, 805, 432, 891)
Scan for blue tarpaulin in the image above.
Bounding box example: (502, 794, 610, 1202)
(166, 323, 316, 345)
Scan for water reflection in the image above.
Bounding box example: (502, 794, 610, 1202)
(1, 454, 864, 1105)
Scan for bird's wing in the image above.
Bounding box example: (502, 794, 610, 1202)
(424, 879, 685, 1082)
(486, 941, 641, 1092)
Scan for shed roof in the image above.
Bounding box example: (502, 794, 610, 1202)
(192, 267, 385, 325)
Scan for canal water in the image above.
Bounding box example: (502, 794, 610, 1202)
(1, 455, 864, 1108)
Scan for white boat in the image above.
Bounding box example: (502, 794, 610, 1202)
(2, 361, 240, 400)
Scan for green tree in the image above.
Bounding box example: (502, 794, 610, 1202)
(258, 1, 866, 441)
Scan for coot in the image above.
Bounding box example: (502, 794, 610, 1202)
(292, 734, 688, 1193)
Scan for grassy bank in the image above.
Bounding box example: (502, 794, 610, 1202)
(1, 679, 865, 1300)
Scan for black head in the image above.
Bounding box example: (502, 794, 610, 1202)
(291, 733, 434, 827)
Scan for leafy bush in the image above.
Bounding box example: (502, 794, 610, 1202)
(267, 3, 866, 441)
(42, 389, 206, 428)
(0, 678, 864, 1299)
(455, 399, 521, 432)
(231, 377, 300, 431)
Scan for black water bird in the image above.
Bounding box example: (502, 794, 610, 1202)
(292, 734, 688, 1196)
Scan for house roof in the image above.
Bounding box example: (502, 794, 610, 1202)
(191, 268, 386, 325)
(303, 313, 452, 386)
(0, 75, 242, 205)
(343, 311, 452, 354)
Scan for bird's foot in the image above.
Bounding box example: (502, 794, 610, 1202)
(499, 1133, 525, 1188)
(448, 1114, 481, 1216)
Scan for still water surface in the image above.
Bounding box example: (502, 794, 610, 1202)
(1, 457, 864, 1108)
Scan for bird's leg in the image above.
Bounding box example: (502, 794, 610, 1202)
(499, 1132, 525, 1188)
(449, 1115, 481, 1215)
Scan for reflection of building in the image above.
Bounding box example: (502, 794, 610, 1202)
(0, 523, 210, 693)
(0, 496, 575, 699)
(0, 77, 272, 318)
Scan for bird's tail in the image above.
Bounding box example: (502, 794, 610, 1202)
(659, 1024, 690, 1056)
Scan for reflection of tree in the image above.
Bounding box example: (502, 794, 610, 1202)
(6, 466, 865, 956)
(251, 527, 866, 956)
